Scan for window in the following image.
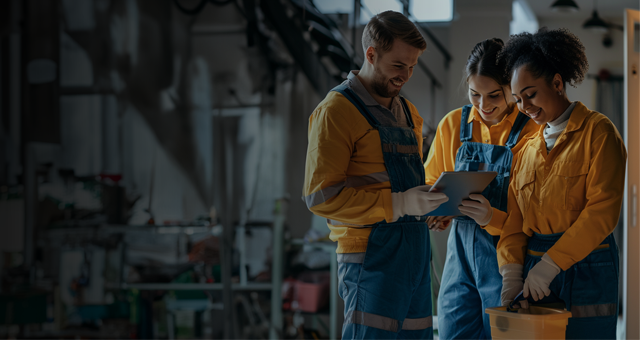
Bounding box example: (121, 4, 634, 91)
(510, 0, 538, 35)
(411, 0, 453, 22)
(312, 0, 354, 14)
(315, 0, 454, 24)
(360, 0, 403, 24)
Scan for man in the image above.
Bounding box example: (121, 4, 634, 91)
(302, 11, 447, 339)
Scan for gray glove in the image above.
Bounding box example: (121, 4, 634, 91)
(500, 263, 525, 308)
(391, 185, 448, 222)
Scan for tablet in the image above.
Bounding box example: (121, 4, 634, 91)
(426, 171, 498, 217)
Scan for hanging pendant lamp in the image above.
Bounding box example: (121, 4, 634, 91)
(583, 0, 609, 32)
(583, 11, 609, 32)
(550, 0, 579, 13)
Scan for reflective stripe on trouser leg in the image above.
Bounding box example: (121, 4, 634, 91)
(343, 311, 433, 332)
(339, 223, 433, 339)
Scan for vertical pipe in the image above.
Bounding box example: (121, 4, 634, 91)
(9, 32, 21, 187)
(402, 0, 410, 17)
(215, 115, 235, 339)
(351, 0, 360, 69)
(23, 143, 35, 269)
(269, 199, 285, 340)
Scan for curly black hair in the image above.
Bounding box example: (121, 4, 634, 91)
(500, 27, 589, 87)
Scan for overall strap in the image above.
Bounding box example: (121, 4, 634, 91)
(332, 84, 380, 129)
(505, 111, 531, 149)
(398, 97, 415, 129)
(459, 104, 474, 143)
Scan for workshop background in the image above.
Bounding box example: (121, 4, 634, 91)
(0, 0, 639, 339)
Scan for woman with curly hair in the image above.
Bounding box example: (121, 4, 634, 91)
(423, 38, 538, 339)
(497, 27, 626, 339)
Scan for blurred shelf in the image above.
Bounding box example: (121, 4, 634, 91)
(109, 282, 273, 291)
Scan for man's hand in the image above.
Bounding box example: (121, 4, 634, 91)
(427, 215, 454, 232)
(458, 194, 493, 226)
(391, 185, 448, 222)
(523, 253, 561, 301)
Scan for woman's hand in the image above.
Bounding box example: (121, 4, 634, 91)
(427, 215, 454, 232)
(459, 194, 493, 226)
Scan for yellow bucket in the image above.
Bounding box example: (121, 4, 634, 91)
(485, 306, 572, 339)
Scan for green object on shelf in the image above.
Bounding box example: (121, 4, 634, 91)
(211, 265, 221, 283)
(172, 271, 207, 300)
(128, 289, 140, 325)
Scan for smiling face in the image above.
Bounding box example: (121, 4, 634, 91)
(511, 65, 567, 125)
(367, 39, 421, 99)
(467, 74, 510, 125)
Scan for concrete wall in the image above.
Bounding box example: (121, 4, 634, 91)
(538, 17, 626, 109)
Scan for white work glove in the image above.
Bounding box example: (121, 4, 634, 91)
(391, 185, 448, 222)
(458, 194, 493, 226)
(523, 253, 561, 301)
(500, 264, 525, 308)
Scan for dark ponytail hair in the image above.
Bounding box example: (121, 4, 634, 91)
(500, 27, 588, 86)
(465, 38, 509, 86)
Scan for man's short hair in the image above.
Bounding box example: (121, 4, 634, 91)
(362, 10, 427, 54)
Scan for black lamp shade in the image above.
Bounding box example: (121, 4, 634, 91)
(583, 10, 609, 32)
(550, 0, 579, 13)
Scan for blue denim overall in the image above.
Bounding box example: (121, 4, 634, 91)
(332, 84, 434, 339)
(524, 232, 619, 339)
(437, 104, 530, 339)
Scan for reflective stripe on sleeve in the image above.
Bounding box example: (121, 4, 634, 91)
(303, 182, 345, 209)
(345, 171, 389, 188)
(337, 253, 366, 264)
(327, 219, 374, 228)
(303, 172, 390, 209)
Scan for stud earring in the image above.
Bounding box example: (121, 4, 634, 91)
(557, 91, 562, 95)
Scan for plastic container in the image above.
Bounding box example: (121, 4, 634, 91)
(293, 271, 330, 313)
(485, 306, 572, 339)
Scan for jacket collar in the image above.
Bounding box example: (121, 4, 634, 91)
(564, 101, 589, 133)
(526, 101, 590, 140)
(347, 71, 402, 109)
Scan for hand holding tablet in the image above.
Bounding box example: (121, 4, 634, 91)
(426, 171, 498, 217)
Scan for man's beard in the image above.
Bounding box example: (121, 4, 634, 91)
(371, 71, 400, 98)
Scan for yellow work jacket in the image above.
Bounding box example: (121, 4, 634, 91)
(497, 101, 627, 270)
(424, 104, 539, 235)
(302, 91, 424, 253)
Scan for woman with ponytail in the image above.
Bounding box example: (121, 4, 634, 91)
(424, 38, 538, 339)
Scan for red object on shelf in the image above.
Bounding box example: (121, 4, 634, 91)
(99, 173, 123, 184)
(292, 271, 330, 313)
